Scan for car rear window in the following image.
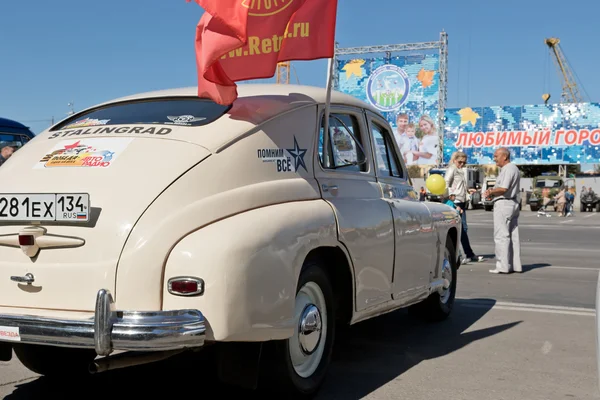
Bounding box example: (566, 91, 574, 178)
(51, 98, 231, 131)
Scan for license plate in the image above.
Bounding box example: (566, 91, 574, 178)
(0, 326, 20, 342)
(0, 193, 90, 222)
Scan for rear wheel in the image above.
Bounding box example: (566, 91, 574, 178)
(262, 260, 335, 398)
(409, 238, 457, 322)
(13, 343, 97, 377)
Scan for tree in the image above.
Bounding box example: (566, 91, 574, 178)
(408, 165, 422, 179)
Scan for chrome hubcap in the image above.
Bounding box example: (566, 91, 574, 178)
(298, 304, 322, 355)
(289, 281, 327, 378)
(440, 257, 453, 304)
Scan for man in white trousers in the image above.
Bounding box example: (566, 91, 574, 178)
(484, 147, 522, 274)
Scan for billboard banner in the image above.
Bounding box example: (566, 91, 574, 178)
(443, 103, 600, 165)
(336, 53, 442, 166)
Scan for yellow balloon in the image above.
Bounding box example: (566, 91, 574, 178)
(426, 174, 446, 195)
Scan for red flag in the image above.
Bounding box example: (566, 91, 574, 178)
(189, 0, 338, 105)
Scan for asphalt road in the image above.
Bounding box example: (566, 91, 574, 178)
(1, 208, 599, 399)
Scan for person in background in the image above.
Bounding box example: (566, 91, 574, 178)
(565, 187, 575, 217)
(413, 115, 439, 165)
(554, 187, 566, 217)
(445, 193, 462, 214)
(0, 146, 15, 167)
(419, 187, 426, 201)
(484, 147, 522, 274)
(581, 186, 594, 197)
(445, 151, 483, 264)
(401, 123, 420, 165)
(394, 113, 409, 149)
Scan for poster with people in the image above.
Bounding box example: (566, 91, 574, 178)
(336, 53, 442, 166)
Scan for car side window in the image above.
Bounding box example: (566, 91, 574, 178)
(370, 121, 404, 179)
(318, 113, 367, 172)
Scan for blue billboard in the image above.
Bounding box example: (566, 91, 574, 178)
(443, 103, 600, 165)
(336, 54, 442, 166)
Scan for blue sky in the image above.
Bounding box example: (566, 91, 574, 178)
(0, 0, 597, 136)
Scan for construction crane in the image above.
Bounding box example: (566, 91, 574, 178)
(276, 62, 290, 84)
(543, 37, 583, 104)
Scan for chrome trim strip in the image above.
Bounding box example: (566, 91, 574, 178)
(0, 289, 206, 355)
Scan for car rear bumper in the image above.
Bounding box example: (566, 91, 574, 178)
(0, 289, 206, 356)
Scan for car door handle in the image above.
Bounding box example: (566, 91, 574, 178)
(322, 184, 338, 192)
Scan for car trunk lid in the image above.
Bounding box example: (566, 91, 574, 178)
(0, 132, 210, 311)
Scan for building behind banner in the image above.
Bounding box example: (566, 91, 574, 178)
(443, 102, 600, 166)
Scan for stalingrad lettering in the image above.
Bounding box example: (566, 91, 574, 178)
(48, 126, 172, 139)
(454, 129, 600, 148)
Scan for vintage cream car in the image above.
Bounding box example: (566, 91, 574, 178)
(0, 84, 461, 397)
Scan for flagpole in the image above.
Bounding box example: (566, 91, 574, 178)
(322, 54, 335, 168)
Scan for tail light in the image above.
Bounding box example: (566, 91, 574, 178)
(167, 277, 204, 296)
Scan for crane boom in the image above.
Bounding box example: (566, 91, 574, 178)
(544, 37, 583, 103)
(276, 62, 290, 84)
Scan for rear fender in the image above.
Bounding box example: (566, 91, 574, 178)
(423, 202, 462, 275)
(162, 200, 340, 342)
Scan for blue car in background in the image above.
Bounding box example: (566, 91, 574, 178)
(0, 117, 35, 150)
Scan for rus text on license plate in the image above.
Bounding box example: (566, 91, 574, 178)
(0, 193, 90, 222)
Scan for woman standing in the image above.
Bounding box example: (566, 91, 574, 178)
(444, 151, 483, 264)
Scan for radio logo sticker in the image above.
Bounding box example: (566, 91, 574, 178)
(35, 138, 133, 169)
(166, 115, 206, 126)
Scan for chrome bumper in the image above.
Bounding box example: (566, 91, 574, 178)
(0, 289, 206, 356)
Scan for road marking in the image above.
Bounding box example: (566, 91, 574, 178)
(517, 246, 597, 252)
(546, 266, 598, 271)
(457, 299, 596, 317)
(584, 213, 598, 219)
(468, 261, 598, 271)
(560, 219, 574, 224)
(468, 223, 600, 229)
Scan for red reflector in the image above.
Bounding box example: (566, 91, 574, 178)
(18, 235, 34, 246)
(168, 277, 204, 297)
(171, 280, 198, 293)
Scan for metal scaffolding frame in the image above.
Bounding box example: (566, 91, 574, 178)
(331, 31, 449, 167)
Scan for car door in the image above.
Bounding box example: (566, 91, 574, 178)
(365, 111, 436, 303)
(314, 106, 395, 311)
